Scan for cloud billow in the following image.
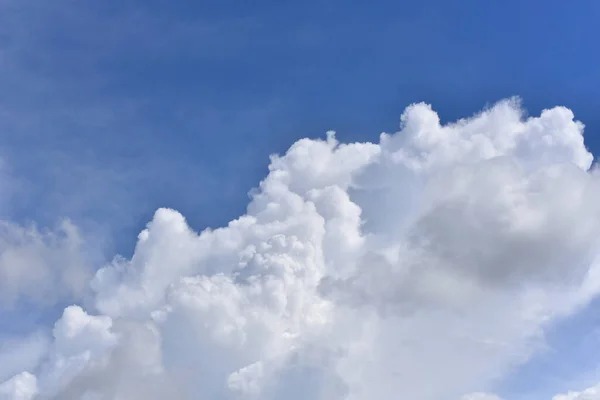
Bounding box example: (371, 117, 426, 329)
(2, 98, 600, 399)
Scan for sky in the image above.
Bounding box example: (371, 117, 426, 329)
(1, 1, 600, 399)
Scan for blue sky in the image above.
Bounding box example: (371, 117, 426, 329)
(1, 1, 600, 398)
(1, 0, 599, 252)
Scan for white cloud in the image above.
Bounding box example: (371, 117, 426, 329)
(0, 219, 91, 309)
(462, 393, 504, 400)
(0, 372, 37, 400)
(553, 384, 600, 400)
(2, 98, 600, 399)
(0, 332, 48, 384)
(475, 382, 600, 400)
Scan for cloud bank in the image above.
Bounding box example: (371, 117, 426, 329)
(2, 98, 600, 399)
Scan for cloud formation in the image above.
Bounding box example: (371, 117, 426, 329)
(553, 384, 600, 400)
(472, 382, 600, 400)
(0, 220, 91, 309)
(2, 98, 600, 399)
(462, 394, 504, 400)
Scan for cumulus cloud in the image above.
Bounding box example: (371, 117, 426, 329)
(0, 332, 49, 385)
(2, 98, 600, 399)
(0, 372, 37, 400)
(553, 384, 600, 400)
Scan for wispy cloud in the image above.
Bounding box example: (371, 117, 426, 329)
(0, 1, 284, 249)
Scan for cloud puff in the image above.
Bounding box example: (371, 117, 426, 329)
(0, 372, 37, 400)
(2, 98, 600, 399)
(553, 384, 600, 400)
(0, 220, 91, 309)
(0, 332, 48, 385)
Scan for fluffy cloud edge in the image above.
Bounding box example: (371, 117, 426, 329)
(2, 98, 600, 399)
